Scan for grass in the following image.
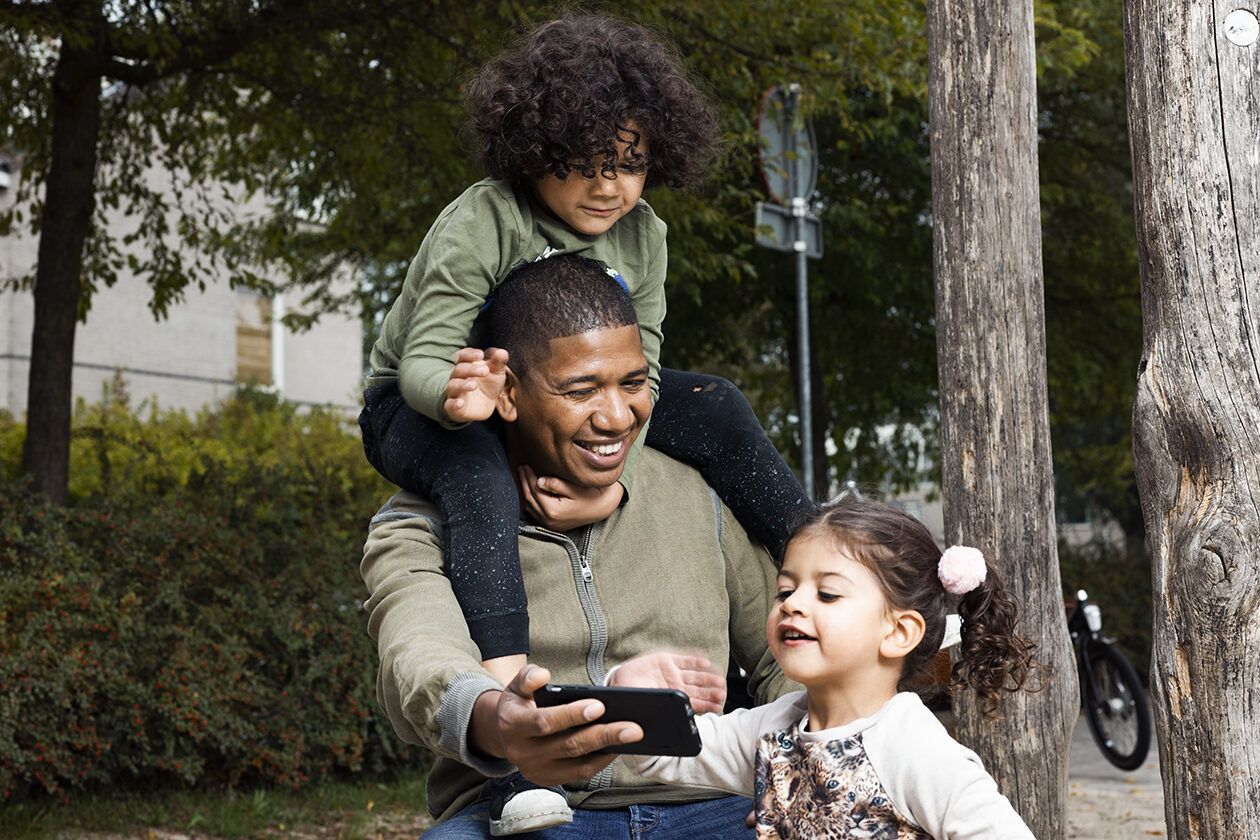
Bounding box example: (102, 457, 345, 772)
(0, 771, 435, 840)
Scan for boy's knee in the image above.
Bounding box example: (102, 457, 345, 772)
(698, 375, 756, 420)
(663, 370, 741, 402)
(706, 375, 745, 403)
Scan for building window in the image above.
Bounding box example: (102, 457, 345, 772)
(235, 294, 272, 385)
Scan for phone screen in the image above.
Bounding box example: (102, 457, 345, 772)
(535, 684, 703, 756)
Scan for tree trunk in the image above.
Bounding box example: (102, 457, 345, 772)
(926, 0, 1079, 836)
(19, 8, 104, 505)
(1125, 1, 1260, 836)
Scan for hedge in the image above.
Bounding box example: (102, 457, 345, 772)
(0, 384, 426, 801)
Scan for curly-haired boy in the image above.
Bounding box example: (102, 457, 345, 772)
(359, 16, 810, 835)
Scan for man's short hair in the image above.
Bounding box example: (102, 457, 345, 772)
(489, 255, 639, 377)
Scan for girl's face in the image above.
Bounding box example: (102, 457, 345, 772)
(532, 125, 649, 237)
(767, 536, 898, 692)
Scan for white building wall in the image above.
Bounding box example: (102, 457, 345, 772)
(0, 197, 22, 412)
(0, 154, 362, 419)
(890, 483, 946, 544)
(281, 293, 366, 411)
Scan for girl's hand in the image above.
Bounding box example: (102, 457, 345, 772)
(517, 465, 624, 531)
(608, 651, 727, 715)
(443, 347, 509, 423)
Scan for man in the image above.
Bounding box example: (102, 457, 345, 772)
(361, 255, 797, 838)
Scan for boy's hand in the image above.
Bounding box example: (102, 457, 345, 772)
(517, 464, 624, 531)
(607, 651, 727, 715)
(444, 347, 508, 423)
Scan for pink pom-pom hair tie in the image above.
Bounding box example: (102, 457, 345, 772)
(938, 546, 987, 595)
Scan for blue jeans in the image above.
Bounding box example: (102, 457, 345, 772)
(421, 796, 754, 839)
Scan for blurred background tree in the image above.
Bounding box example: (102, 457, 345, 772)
(3, 0, 1144, 616)
(1, 0, 1152, 800)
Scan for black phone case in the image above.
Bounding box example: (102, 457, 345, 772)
(534, 683, 703, 756)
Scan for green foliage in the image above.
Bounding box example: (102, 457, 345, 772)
(1037, 0, 1144, 537)
(650, 0, 1138, 506)
(0, 0, 509, 319)
(1, 0, 1145, 530)
(642, 0, 939, 490)
(0, 390, 420, 802)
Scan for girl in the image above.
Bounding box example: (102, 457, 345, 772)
(619, 498, 1046, 839)
(357, 15, 810, 835)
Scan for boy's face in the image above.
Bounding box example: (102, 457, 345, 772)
(533, 125, 649, 237)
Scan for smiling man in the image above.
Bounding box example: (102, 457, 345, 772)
(360, 255, 798, 839)
(489, 259, 652, 491)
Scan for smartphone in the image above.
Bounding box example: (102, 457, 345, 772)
(534, 683, 703, 756)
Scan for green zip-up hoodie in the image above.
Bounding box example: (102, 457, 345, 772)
(361, 448, 798, 822)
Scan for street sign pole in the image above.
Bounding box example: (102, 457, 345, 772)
(787, 87, 814, 501)
(757, 83, 822, 500)
(794, 224, 812, 499)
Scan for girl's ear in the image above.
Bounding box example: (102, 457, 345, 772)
(881, 609, 926, 659)
(496, 368, 520, 422)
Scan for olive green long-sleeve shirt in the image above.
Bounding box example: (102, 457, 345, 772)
(366, 178, 666, 492)
(367, 178, 666, 421)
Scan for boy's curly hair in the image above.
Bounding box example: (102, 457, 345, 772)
(465, 15, 721, 190)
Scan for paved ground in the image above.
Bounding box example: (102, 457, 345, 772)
(1067, 713, 1166, 838)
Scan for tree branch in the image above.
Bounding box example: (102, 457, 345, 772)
(665, 8, 852, 81)
(0, 0, 63, 30)
(102, 0, 386, 85)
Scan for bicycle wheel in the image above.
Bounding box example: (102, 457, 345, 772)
(1081, 641, 1152, 771)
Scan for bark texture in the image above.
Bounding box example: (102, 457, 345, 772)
(1125, 1, 1260, 837)
(19, 4, 104, 504)
(926, 0, 1079, 835)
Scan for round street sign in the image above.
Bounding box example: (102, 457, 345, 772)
(756, 85, 818, 206)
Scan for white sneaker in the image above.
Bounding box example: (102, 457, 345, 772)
(487, 776, 573, 836)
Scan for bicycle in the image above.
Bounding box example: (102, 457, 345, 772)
(1068, 588, 1152, 771)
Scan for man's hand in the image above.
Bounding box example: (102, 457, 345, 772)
(443, 347, 509, 423)
(517, 465, 624, 531)
(470, 665, 644, 787)
(607, 651, 727, 715)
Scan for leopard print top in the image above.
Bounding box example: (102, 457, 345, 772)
(753, 720, 933, 840)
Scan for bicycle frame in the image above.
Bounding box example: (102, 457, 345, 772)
(1068, 592, 1107, 699)
(1068, 588, 1152, 770)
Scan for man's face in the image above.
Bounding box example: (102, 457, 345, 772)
(502, 325, 651, 488)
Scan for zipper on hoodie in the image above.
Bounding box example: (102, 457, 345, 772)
(522, 522, 609, 681)
(578, 533, 593, 583)
(520, 522, 613, 792)
(574, 525, 609, 684)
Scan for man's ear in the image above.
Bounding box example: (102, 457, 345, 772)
(496, 368, 521, 422)
(880, 609, 926, 660)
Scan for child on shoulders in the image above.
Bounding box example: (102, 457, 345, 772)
(358, 14, 811, 836)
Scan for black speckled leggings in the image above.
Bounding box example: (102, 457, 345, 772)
(649, 370, 810, 557)
(358, 370, 810, 661)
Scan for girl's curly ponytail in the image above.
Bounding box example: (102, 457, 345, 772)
(952, 563, 1046, 718)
